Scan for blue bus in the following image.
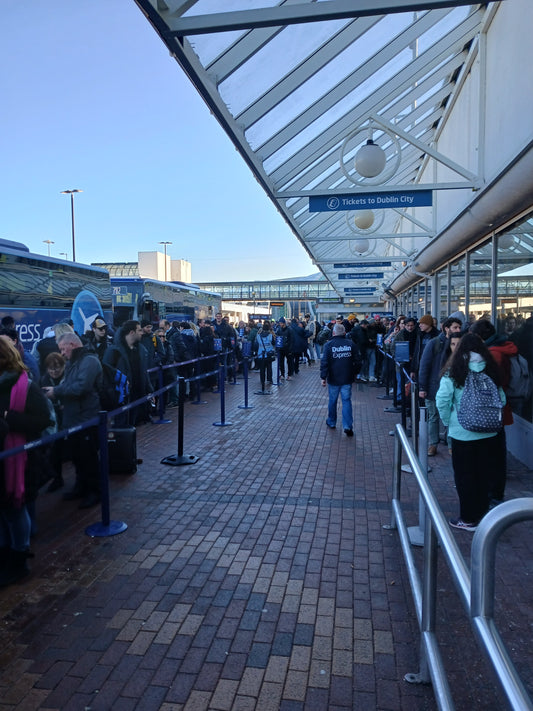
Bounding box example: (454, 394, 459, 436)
(0, 238, 112, 348)
(110, 277, 221, 326)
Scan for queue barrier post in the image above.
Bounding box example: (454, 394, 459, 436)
(238, 342, 253, 410)
(161, 377, 199, 466)
(407, 406, 429, 547)
(213, 362, 233, 426)
(85, 411, 128, 537)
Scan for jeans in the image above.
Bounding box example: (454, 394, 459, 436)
(327, 384, 353, 430)
(0, 505, 31, 551)
(425, 399, 440, 446)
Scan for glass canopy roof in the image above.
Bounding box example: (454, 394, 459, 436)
(133, 1, 499, 304)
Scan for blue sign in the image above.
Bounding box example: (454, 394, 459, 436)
(309, 190, 432, 212)
(338, 272, 384, 280)
(214, 338, 222, 352)
(333, 262, 391, 269)
(343, 288, 376, 294)
(275, 336, 284, 349)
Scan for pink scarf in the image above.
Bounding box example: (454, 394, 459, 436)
(4, 371, 29, 507)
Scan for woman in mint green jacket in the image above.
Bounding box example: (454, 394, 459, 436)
(436, 333, 506, 532)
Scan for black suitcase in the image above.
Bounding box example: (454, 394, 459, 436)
(107, 427, 138, 474)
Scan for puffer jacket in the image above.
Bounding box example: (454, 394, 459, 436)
(54, 347, 103, 428)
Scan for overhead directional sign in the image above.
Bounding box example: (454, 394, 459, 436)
(309, 190, 432, 212)
(338, 272, 384, 280)
(333, 262, 391, 269)
(344, 287, 376, 294)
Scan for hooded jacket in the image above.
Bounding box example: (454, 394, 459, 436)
(484, 335, 518, 426)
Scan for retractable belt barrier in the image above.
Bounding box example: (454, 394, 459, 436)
(1, 347, 271, 538)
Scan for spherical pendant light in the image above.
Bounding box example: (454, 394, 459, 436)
(354, 210, 375, 230)
(355, 139, 386, 178)
(498, 234, 515, 250)
(353, 239, 370, 254)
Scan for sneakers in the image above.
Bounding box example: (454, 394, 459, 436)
(368, 376, 377, 382)
(344, 429, 354, 437)
(326, 421, 336, 429)
(449, 518, 477, 532)
(427, 445, 437, 457)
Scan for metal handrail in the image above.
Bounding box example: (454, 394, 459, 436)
(389, 423, 533, 711)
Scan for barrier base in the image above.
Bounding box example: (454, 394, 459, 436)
(384, 406, 402, 413)
(161, 454, 199, 466)
(377, 393, 393, 400)
(86, 520, 128, 538)
(153, 418, 172, 424)
(191, 400, 208, 405)
(254, 390, 271, 395)
(213, 421, 233, 426)
(238, 404, 254, 409)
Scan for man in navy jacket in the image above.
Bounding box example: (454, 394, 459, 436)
(320, 324, 362, 436)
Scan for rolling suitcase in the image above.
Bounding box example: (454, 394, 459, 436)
(107, 427, 139, 474)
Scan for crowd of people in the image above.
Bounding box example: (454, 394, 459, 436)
(0, 307, 530, 588)
(316, 309, 532, 533)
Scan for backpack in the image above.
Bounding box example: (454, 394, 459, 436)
(506, 353, 531, 400)
(100, 362, 130, 411)
(258, 333, 275, 358)
(457, 371, 504, 433)
(317, 327, 330, 345)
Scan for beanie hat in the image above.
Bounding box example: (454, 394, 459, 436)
(419, 314, 434, 327)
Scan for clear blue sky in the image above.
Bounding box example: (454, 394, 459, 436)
(1, 1, 315, 282)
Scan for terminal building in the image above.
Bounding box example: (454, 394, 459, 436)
(134, 0, 533, 467)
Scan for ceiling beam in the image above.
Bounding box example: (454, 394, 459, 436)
(164, 1, 488, 36)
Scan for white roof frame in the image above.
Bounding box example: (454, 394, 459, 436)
(134, 0, 501, 302)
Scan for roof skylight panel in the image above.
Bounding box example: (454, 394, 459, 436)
(218, 19, 346, 116)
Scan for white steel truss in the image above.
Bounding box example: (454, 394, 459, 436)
(134, 0, 501, 303)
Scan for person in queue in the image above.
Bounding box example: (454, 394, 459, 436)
(418, 316, 463, 456)
(40, 352, 66, 492)
(43, 333, 103, 509)
(274, 318, 293, 380)
(254, 320, 276, 393)
(436, 333, 505, 531)
(104, 320, 151, 426)
(82, 317, 111, 362)
(213, 312, 236, 381)
(32, 322, 74, 377)
(469, 318, 519, 506)
(0, 336, 52, 586)
(320, 323, 362, 437)
(140, 319, 165, 391)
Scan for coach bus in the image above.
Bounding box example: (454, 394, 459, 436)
(110, 277, 221, 326)
(0, 238, 112, 347)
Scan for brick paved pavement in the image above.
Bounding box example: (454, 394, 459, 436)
(0, 365, 531, 710)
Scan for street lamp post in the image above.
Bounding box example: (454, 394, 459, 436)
(158, 241, 172, 281)
(43, 239, 54, 257)
(61, 189, 82, 262)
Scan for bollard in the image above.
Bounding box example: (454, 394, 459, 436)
(86, 411, 128, 537)
(161, 377, 199, 465)
(213, 363, 233, 426)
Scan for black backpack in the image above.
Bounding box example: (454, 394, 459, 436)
(100, 362, 130, 411)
